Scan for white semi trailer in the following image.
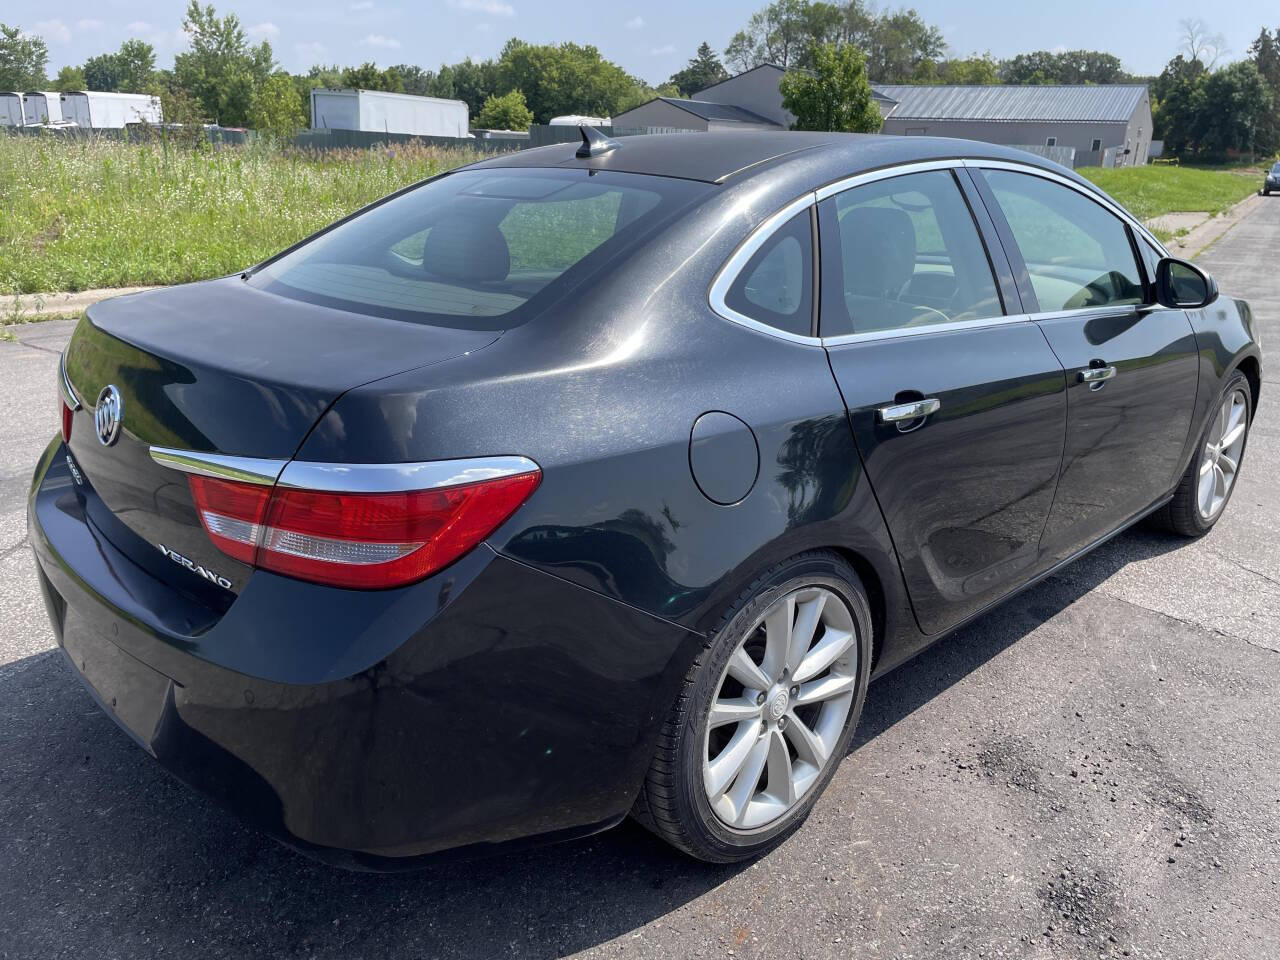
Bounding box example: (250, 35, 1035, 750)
(21, 92, 66, 125)
(0, 92, 23, 126)
(60, 91, 163, 129)
(309, 89, 469, 138)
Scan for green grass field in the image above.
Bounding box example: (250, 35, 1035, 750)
(0, 134, 1269, 295)
(0, 135, 484, 295)
(1078, 164, 1262, 232)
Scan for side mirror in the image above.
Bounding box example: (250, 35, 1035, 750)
(1154, 257, 1218, 309)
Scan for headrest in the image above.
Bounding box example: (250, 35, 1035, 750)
(838, 206, 916, 299)
(423, 217, 511, 283)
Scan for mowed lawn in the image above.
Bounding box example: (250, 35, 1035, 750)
(0, 135, 484, 295)
(1079, 164, 1263, 233)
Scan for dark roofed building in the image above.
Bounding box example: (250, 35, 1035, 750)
(612, 95, 782, 134)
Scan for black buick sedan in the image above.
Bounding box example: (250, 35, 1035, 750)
(30, 130, 1261, 866)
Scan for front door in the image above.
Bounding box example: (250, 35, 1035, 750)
(818, 168, 1067, 635)
(973, 167, 1199, 562)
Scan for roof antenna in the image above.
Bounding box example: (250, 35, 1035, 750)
(576, 124, 620, 158)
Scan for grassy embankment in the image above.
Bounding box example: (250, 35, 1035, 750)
(0, 134, 484, 296)
(1078, 164, 1263, 239)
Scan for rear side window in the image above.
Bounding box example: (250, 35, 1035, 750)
(817, 170, 1003, 337)
(723, 210, 814, 337)
(982, 170, 1143, 313)
(250, 168, 708, 330)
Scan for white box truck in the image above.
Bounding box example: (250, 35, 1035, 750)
(22, 92, 67, 125)
(309, 89, 469, 138)
(60, 91, 163, 129)
(1, 92, 24, 126)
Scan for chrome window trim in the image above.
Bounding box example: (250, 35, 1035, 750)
(707, 192, 819, 345)
(150, 448, 540, 493)
(707, 155, 1171, 348)
(821, 313, 1031, 347)
(59, 351, 80, 411)
(150, 447, 288, 486)
(276, 456, 541, 493)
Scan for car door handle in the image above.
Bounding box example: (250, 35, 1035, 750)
(1078, 365, 1117, 386)
(877, 398, 941, 423)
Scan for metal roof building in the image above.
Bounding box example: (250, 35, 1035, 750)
(875, 84, 1153, 167)
(612, 91, 782, 134)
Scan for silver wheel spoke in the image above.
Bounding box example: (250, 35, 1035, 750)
(1219, 451, 1238, 473)
(709, 697, 761, 728)
(783, 711, 828, 766)
(1221, 421, 1245, 451)
(784, 592, 826, 678)
(1214, 463, 1227, 500)
(794, 627, 855, 684)
(727, 647, 770, 692)
(763, 730, 796, 807)
(725, 734, 770, 825)
(794, 673, 856, 706)
(761, 593, 795, 683)
(705, 718, 762, 799)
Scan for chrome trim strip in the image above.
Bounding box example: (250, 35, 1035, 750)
(878, 397, 940, 423)
(814, 158, 966, 202)
(960, 158, 1169, 256)
(150, 447, 288, 486)
(59, 351, 80, 411)
(707, 192, 820, 345)
(821, 313, 1029, 346)
(276, 456, 541, 493)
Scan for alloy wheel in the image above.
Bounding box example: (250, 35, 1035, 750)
(702, 586, 858, 830)
(1197, 387, 1248, 521)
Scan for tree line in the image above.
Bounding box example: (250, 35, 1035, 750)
(1, 2, 1276, 159)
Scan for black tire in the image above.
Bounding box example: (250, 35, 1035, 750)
(1155, 369, 1252, 537)
(631, 550, 873, 863)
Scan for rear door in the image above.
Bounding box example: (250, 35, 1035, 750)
(971, 165, 1199, 563)
(819, 166, 1067, 635)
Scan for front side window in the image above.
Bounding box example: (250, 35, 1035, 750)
(982, 169, 1144, 313)
(249, 168, 708, 330)
(818, 170, 1003, 337)
(723, 210, 814, 337)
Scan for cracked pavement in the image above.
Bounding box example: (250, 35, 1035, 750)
(1, 199, 1278, 959)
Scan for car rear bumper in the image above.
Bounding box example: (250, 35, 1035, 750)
(27, 438, 700, 868)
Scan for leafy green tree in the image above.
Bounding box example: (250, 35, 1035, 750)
(779, 42, 881, 132)
(83, 52, 122, 91)
(1248, 27, 1280, 154)
(726, 0, 845, 72)
(54, 65, 86, 91)
(617, 80, 681, 113)
(924, 54, 999, 85)
(340, 61, 404, 92)
(669, 42, 729, 95)
(250, 72, 306, 139)
(496, 39, 636, 122)
(0, 23, 49, 89)
(425, 58, 498, 114)
(173, 1, 274, 127)
(390, 64, 433, 96)
(1199, 60, 1272, 159)
(474, 88, 533, 130)
(998, 50, 1129, 85)
(83, 39, 156, 93)
(1152, 54, 1207, 150)
(865, 9, 944, 82)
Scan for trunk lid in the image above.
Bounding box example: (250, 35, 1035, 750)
(62, 278, 500, 598)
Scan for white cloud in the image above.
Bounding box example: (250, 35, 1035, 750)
(362, 33, 402, 49)
(126, 21, 154, 34)
(350, 0, 374, 8)
(76, 18, 104, 32)
(33, 19, 71, 45)
(247, 21, 281, 40)
(295, 40, 328, 61)
(649, 44, 676, 56)
(626, 16, 644, 30)
(448, 0, 515, 16)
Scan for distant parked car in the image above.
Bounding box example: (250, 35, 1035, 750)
(1265, 162, 1280, 195)
(31, 130, 1262, 867)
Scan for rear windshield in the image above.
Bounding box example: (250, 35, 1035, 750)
(248, 167, 709, 329)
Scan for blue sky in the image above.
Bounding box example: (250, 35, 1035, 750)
(24, 0, 1279, 82)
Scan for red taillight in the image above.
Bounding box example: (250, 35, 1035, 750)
(188, 468, 541, 590)
(60, 397, 74, 444)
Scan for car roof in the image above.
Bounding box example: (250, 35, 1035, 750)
(468, 131, 1077, 187)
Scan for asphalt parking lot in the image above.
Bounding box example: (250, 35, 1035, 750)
(2, 199, 1278, 960)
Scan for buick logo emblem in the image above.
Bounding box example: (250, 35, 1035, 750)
(94, 385, 123, 447)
